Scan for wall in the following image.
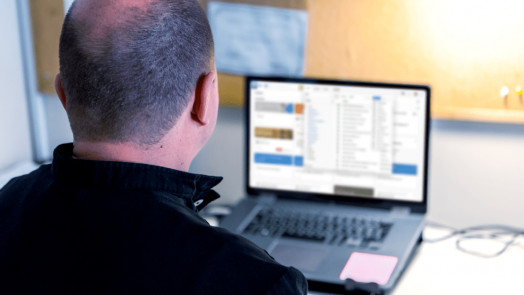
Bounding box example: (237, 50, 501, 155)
(0, 0, 32, 172)
(428, 120, 524, 228)
(190, 106, 524, 229)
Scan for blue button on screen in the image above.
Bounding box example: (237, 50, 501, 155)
(294, 156, 304, 167)
(255, 153, 293, 165)
(392, 164, 418, 175)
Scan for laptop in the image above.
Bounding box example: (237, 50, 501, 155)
(220, 76, 430, 294)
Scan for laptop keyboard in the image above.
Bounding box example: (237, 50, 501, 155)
(242, 208, 393, 250)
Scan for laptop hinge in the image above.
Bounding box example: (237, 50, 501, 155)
(258, 193, 277, 204)
(390, 206, 411, 217)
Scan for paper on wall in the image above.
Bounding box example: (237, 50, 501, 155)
(207, 2, 308, 77)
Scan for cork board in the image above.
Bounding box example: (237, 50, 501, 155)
(201, 0, 524, 123)
(29, 0, 64, 95)
(29, 0, 524, 123)
(304, 0, 524, 123)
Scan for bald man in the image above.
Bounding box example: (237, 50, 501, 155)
(0, 0, 307, 294)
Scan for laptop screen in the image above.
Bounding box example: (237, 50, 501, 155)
(247, 77, 429, 203)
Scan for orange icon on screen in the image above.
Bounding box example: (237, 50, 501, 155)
(295, 103, 305, 114)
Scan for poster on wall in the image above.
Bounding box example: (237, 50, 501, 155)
(207, 1, 308, 77)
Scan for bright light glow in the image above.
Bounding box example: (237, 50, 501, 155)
(416, 0, 524, 63)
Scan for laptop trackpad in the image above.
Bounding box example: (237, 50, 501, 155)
(270, 242, 329, 272)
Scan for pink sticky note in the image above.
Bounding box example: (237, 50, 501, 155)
(339, 252, 398, 285)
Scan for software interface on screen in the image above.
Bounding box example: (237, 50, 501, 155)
(249, 80, 427, 202)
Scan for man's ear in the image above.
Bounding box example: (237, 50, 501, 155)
(191, 72, 216, 125)
(54, 73, 67, 110)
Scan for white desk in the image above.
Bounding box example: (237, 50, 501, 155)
(311, 226, 524, 294)
(393, 228, 524, 294)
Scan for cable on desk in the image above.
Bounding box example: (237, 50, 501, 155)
(424, 221, 524, 258)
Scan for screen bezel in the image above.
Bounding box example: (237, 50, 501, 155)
(244, 76, 431, 213)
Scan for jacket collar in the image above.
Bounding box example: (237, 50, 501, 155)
(51, 143, 223, 211)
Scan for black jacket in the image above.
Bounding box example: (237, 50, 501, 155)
(0, 143, 307, 294)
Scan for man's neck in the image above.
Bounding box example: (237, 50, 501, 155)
(72, 141, 192, 171)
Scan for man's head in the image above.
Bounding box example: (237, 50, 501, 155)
(56, 0, 216, 148)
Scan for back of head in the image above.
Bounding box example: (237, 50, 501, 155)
(59, 0, 214, 146)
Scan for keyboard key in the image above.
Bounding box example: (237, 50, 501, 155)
(282, 231, 326, 242)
